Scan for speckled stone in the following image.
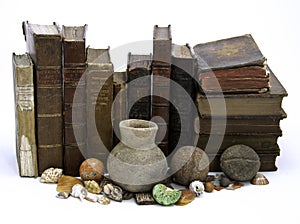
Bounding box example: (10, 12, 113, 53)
(220, 144, 260, 181)
(170, 146, 210, 186)
(79, 158, 105, 182)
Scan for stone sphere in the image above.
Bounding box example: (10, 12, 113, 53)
(79, 158, 105, 182)
(170, 146, 210, 186)
(220, 144, 261, 182)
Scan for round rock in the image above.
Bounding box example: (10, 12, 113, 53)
(170, 146, 210, 186)
(220, 144, 261, 182)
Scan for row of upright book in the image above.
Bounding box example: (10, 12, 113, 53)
(13, 21, 287, 178)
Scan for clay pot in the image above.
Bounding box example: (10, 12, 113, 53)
(107, 119, 168, 192)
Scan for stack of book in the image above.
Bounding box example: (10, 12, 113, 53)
(193, 34, 287, 171)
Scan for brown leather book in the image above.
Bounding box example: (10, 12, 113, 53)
(196, 68, 287, 117)
(62, 25, 87, 176)
(112, 71, 127, 147)
(23, 21, 63, 175)
(152, 25, 172, 155)
(86, 47, 114, 163)
(127, 53, 152, 120)
(169, 44, 197, 153)
(193, 34, 269, 93)
(12, 53, 38, 177)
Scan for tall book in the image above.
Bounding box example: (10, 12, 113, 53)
(12, 53, 38, 177)
(62, 25, 87, 176)
(152, 25, 172, 155)
(169, 43, 197, 153)
(127, 53, 152, 120)
(86, 47, 114, 162)
(193, 34, 269, 93)
(23, 21, 63, 175)
(112, 71, 127, 147)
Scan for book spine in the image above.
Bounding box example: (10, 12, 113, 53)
(112, 72, 127, 147)
(169, 57, 196, 153)
(86, 64, 113, 162)
(127, 68, 151, 120)
(13, 53, 38, 177)
(63, 45, 86, 176)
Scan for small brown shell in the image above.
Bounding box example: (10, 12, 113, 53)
(251, 173, 269, 185)
(204, 182, 215, 193)
(56, 176, 83, 193)
(85, 180, 102, 194)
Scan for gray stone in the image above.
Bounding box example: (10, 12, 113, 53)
(220, 144, 261, 182)
(170, 146, 210, 186)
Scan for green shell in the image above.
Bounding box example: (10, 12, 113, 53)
(152, 184, 182, 206)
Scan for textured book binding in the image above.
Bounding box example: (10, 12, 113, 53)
(169, 44, 197, 153)
(127, 53, 152, 120)
(62, 25, 87, 176)
(12, 53, 38, 177)
(23, 21, 63, 175)
(112, 71, 127, 147)
(86, 47, 114, 162)
(152, 25, 172, 155)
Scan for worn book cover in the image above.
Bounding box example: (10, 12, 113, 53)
(193, 34, 269, 93)
(112, 71, 127, 147)
(169, 43, 197, 153)
(196, 68, 287, 117)
(12, 53, 38, 177)
(23, 21, 63, 175)
(86, 47, 114, 162)
(62, 25, 87, 176)
(127, 53, 152, 120)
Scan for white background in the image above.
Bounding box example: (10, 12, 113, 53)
(0, 0, 299, 223)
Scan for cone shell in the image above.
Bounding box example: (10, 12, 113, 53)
(251, 173, 269, 185)
(56, 176, 83, 193)
(85, 180, 102, 194)
(40, 167, 63, 183)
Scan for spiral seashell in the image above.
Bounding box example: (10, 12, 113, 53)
(103, 183, 123, 202)
(40, 167, 63, 183)
(84, 180, 102, 194)
(251, 173, 269, 185)
(189, 180, 204, 197)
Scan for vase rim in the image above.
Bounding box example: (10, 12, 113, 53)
(119, 119, 158, 131)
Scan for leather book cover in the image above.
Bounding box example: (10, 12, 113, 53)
(23, 21, 63, 175)
(153, 25, 172, 66)
(127, 53, 152, 120)
(62, 25, 87, 176)
(196, 68, 288, 117)
(112, 71, 127, 147)
(12, 53, 38, 177)
(169, 44, 197, 153)
(86, 47, 114, 162)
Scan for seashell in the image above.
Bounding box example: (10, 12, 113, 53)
(84, 180, 102, 194)
(152, 184, 182, 206)
(40, 167, 63, 183)
(85, 192, 99, 203)
(135, 193, 156, 205)
(204, 182, 215, 193)
(98, 196, 110, 205)
(123, 191, 134, 200)
(56, 176, 83, 193)
(175, 190, 196, 206)
(71, 184, 88, 201)
(189, 180, 204, 197)
(56, 191, 70, 199)
(226, 182, 244, 190)
(251, 173, 269, 185)
(103, 183, 123, 202)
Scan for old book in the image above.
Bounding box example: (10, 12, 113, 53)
(196, 68, 287, 117)
(127, 53, 152, 120)
(112, 71, 127, 147)
(86, 47, 114, 162)
(62, 25, 87, 176)
(195, 113, 286, 135)
(193, 34, 269, 93)
(152, 25, 172, 155)
(12, 53, 38, 177)
(169, 43, 197, 153)
(23, 21, 63, 175)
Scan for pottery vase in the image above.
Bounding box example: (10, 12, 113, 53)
(107, 119, 168, 192)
